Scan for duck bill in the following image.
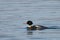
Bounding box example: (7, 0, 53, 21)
(23, 22, 27, 24)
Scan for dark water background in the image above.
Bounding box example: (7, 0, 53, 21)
(0, 0, 60, 40)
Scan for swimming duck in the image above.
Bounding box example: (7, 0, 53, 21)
(26, 20, 48, 30)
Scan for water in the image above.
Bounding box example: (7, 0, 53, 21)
(0, 0, 60, 40)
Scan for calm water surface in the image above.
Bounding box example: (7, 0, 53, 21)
(0, 0, 60, 40)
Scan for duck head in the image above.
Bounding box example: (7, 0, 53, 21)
(26, 20, 33, 27)
(27, 20, 33, 25)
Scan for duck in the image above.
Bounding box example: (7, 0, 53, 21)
(26, 20, 48, 30)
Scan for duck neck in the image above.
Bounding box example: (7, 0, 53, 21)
(28, 25, 32, 27)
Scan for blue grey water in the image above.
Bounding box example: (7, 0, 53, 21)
(0, 0, 60, 40)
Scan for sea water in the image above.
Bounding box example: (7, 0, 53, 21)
(0, 0, 60, 40)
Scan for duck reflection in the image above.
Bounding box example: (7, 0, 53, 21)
(27, 30, 33, 35)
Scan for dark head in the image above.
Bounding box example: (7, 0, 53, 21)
(27, 20, 33, 25)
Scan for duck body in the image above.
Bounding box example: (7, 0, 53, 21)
(25, 20, 57, 30)
(27, 25, 48, 30)
(26, 20, 48, 30)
